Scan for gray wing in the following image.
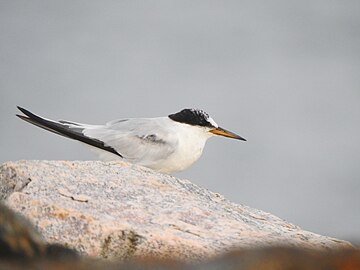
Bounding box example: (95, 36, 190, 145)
(83, 118, 177, 165)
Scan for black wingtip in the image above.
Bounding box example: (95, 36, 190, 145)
(17, 106, 35, 118)
(16, 114, 28, 120)
(16, 106, 123, 158)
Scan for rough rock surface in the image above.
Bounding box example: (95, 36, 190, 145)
(0, 160, 352, 261)
(0, 202, 46, 259)
(0, 202, 78, 260)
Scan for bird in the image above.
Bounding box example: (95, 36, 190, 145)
(16, 106, 246, 174)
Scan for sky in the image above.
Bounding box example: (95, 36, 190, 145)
(0, 1, 359, 243)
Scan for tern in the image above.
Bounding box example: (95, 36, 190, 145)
(16, 106, 246, 173)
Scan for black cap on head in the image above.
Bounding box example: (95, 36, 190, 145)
(168, 109, 216, 128)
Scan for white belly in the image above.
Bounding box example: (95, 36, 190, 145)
(147, 131, 208, 173)
(150, 145, 204, 173)
(88, 138, 206, 174)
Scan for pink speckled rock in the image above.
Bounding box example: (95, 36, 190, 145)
(0, 160, 352, 261)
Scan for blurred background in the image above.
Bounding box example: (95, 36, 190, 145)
(0, 1, 359, 243)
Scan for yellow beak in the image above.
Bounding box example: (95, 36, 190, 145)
(210, 127, 246, 141)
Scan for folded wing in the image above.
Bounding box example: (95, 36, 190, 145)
(16, 107, 177, 165)
(83, 118, 177, 165)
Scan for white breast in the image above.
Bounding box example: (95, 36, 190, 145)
(147, 121, 212, 173)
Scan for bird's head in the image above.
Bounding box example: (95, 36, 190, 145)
(168, 109, 246, 141)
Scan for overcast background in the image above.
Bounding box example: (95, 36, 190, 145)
(1, 1, 359, 243)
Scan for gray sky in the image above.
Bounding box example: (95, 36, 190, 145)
(1, 1, 359, 243)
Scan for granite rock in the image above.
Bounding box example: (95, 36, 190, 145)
(0, 160, 352, 261)
(0, 202, 78, 260)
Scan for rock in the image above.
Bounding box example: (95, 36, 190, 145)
(0, 202, 78, 260)
(0, 193, 358, 269)
(0, 202, 46, 259)
(0, 160, 352, 261)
